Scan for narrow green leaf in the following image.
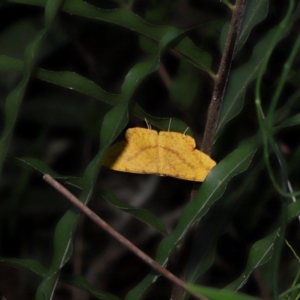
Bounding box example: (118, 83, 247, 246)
(236, 0, 269, 53)
(37, 30, 186, 299)
(0, 54, 190, 134)
(276, 113, 300, 128)
(0, 258, 120, 299)
(187, 284, 260, 300)
(217, 6, 300, 138)
(220, 0, 269, 54)
(7, 156, 170, 235)
(101, 190, 168, 236)
(273, 89, 300, 124)
(0, 54, 119, 105)
(0, 0, 67, 177)
(0, 258, 47, 277)
(8, 0, 213, 75)
(182, 211, 229, 300)
(287, 200, 300, 222)
(61, 275, 120, 300)
(170, 59, 199, 109)
(0, 2, 65, 296)
(35, 210, 79, 300)
(279, 283, 300, 299)
(225, 198, 300, 292)
(0, 40, 41, 174)
(182, 162, 265, 300)
(226, 231, 277, 291)
(2, 1, 79, 299)
(6, 156, 77, 180)
(126, 135, 259, 299)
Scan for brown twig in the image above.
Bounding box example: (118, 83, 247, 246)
(201, 0, 247, 155)
(43, 174, 207, 300)
(158, 63, 172, 89)
(172, 2, 248, 299)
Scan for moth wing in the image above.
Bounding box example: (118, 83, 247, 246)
(158, 132, 216, 182)
(103, 128, 158, 174)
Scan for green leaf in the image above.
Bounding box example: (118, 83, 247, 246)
(36, 29, 185, 298)
(0, 258, 120, 299)
(273, 89, 300, 124)
(276, 113, 300, 128)
(181, 206, 231, 300)
(8, 0, 213, 75)
(0, 2, 65, 296)
(220, 0, 269, 54)
(187, 284, 260, 300)
(182, 163, 261, 300)
(287, 200, 300, 222)
(225, 198, 300, 292)
(0, 17, 56, 177)
(0, 54, 191, 134)
(100, 190, 168, 236)
(0, 258, 47, 277)
(170, 59, 199, 109)
(7, 156, 170, 235)
(0, 54, 119, 105)
(6, 156, 77, 180)
(217, 5, 300, 138)
(61, 275, 120, 300)
(182, 161, 265, 297)
(236, 0, 269, 53)
(279, 284, 300, 299)
(126, 134, 259, 299)
(35, 210, 80, 300)
(226, 231, 277, 291)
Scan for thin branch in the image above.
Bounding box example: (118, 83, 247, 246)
(158, 63, 172, 89)
(172, 2, 248, 298)
(201, 0, 247, 155)
(43, 174, 207, 300)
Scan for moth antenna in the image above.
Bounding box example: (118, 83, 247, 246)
(168, 118, 172, 132)
(144, 118, 151, 129)
(183, 127, 189, 135)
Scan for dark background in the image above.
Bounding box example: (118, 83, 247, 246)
(0, 1, 300, 299)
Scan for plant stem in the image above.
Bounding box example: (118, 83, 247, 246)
(43, 174, 208, 300)
(171, 3, 248, 299)
(201, 0, 247, 156)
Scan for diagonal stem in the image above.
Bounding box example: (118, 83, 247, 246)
(43, 174, 208, 300)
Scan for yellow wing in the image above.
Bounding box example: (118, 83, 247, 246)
(102, 128, 158, 174)
(158, 131, 216, 182)
(103, 128, 216, 181)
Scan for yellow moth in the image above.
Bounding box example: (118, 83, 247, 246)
(103, 127, 216, 182)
